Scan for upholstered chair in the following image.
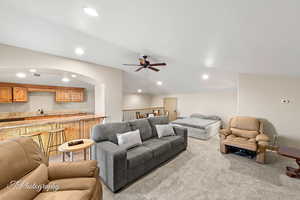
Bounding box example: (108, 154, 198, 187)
(0, 137, 102, 200)
(219, 116, 270, 164)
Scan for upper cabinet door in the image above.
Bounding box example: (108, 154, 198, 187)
(56, 89, 84, 102)
(13, 87, 28, 102)
(56, 89, 67, 102)
(0, 87, 13, 103)
(71, 90, 84, 102)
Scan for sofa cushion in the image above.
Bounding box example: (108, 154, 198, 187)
(0, 137, 46, 190)
(43, 177, 96, 193)
(142, 138, 172, 157)
(161, 135, 185, 149)
(129, 119, 153, 141)
(34, 190, 91, 200)
(231, 128, 259, 139)
(147, 116, 169, 137)
(117, 130, 142, 150)
(126, 146, 153, 169)
(231, 117, 259, 131)
(92, 122, 131, 144)
(0, 164, 49, 200)
(156, 124, 175, 138)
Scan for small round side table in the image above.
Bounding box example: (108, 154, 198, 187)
(58, 139, 95, 162)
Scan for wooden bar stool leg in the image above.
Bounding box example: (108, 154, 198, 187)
(84, 149, 87, 160)
(55, 131, 58, 153)
(70, 152, 74, 161)
(89, 147, 92, 160)
(46, 132, 53, 157)
(37, 134, 45, 155)
(62, 152, 65, 162)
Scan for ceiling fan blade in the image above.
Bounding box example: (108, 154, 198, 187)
(148, 67, 160, 72)
(123, 64, 142, 66)
(149, 63, 167, 67)
(135, 67, 145, 72)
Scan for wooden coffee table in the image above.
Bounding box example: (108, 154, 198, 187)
(278, 146, 300, 179)
(58, 139, 95, 162)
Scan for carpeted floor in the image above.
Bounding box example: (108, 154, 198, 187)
(102, 137, 300, 200)
(50, 137, 300, 200)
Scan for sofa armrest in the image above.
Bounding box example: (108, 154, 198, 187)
(173, 126, 188, 147)
(219, 129, 231, 137)
(256, 134, 270, 142)
(91, 141, 127, 192)
(48, 160, 98, 181)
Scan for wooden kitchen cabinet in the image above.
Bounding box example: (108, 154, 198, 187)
(13, 87, 28, 102)
(56, 89, 69, 102)
(0, 87, 13, 103)
(71, 90, 84, 102)
(0, 82, 84, 103)
(56, 89, 84, 102)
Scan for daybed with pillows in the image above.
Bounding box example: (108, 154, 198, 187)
(91, 116, 187, 192)
(170, 113, 221, 140)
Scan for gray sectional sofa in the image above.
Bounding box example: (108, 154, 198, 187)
(91, 116, 188, 192)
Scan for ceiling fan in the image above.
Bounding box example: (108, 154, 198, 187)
(123, 55, 167, 72)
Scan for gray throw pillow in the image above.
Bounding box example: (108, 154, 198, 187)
(155, 124, 175, 138)
(117, 130, 142, 149)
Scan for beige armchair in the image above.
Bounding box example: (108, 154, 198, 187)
(0, 137, 102, 200)
(219, 116, 269, 164)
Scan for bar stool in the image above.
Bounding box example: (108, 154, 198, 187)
(24, 132, 45, 155)
(46, 128, 66, 157)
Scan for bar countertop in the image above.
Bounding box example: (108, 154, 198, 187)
(0, 111, 88, 120)
(0, 115, 106, 131)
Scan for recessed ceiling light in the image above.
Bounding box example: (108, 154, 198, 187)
(62, 77, 70, 82)
(16, 72, 26, 78)
(71, 74, 77, 78)
(157, 81, 163, 86)
(137, 89, 142, 93)
(75, 47, 85, 56)
(83, 7, 99, 17)
(205, 58, 214, 67)
(29, 69, 37, 73)
(202, 74, 209, 80)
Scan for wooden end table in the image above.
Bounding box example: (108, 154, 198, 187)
(278, 146, 300, 179)
(58, 139, 94, 162)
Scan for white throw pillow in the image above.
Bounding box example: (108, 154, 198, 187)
(155, 124, 175, 138)
(116, 130, 142, 149)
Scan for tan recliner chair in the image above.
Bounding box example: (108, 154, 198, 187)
(0, 137, 102, 200)
(219, 116, 270, 164)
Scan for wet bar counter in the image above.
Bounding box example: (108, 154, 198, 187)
(0, 115, 105, 153)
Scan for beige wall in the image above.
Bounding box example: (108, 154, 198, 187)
(151, 89, 237, 126)
(0, 44, 123, 121)
(123, 94, 152, 109)
(238, 74, 300, 147)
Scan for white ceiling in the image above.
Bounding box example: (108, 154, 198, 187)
(0, 0, 299, 94)
(0, 68, 94, 89)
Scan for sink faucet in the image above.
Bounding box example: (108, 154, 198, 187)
(37, 109, 44, 115)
